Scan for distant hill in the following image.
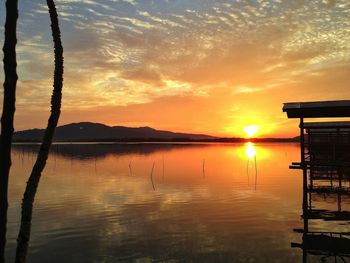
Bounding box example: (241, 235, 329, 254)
(13, 122, 216, 142)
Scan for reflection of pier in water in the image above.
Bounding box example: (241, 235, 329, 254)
(284, 100, 350, 262)
(291, 170, 350, 262)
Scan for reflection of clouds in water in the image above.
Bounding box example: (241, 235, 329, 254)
(6, 143, 322, 262)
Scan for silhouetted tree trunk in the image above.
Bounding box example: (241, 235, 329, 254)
(0, 1, 18, 262)
(15, 1, 63, 262)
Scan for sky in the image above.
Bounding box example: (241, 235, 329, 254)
(0, 0, 349, 137)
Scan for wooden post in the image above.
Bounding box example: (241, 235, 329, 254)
(300, 117, 309, 224)
(300, 117, 305, 165)
(302, 168, 308, 217)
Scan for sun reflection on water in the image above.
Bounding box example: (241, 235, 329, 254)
(244, 142, 256, 159)
(235, 142, 270, 161)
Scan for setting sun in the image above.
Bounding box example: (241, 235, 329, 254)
(244, 125, 259, 138)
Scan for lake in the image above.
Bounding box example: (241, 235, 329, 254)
(5, 143, 350, 262)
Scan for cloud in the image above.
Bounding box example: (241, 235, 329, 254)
(0, 0, 349, 136)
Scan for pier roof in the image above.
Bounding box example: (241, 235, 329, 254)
(283, 100, 350, 118)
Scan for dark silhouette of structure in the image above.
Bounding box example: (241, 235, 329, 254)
(284, 100, 350, 262)
(0, 1, 19, 262)
(15, 1, 64, 262)
(291, 167, 350, 262)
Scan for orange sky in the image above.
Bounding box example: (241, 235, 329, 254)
(0, 0, 349, 137)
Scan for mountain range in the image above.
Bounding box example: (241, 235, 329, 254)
(13, 122, 299, 142)
(13, 122, 216, 142)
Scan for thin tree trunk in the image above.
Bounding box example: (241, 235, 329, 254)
(0, 1, 19, 262)
(15, 1, 63, 262)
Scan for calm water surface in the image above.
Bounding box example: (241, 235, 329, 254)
(5, 143, 350, 262)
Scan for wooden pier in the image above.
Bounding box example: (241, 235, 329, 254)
(283, 100, 350, 262)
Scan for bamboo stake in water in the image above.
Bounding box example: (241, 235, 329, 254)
(150, 161, 156, 191)
(162, 155, 165, 180)
(203, 159, 205, 178)
(129, 160, 133, 176)
(254, 156, 258, 191)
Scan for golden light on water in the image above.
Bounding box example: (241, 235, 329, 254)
(244, 125, 259, 138)
(244, 142, 256, 159)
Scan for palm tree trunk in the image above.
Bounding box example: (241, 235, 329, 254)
(0, 1, 19, 262)
(15, 1, 63, 262)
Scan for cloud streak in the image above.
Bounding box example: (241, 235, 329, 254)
(0, 0, 349, 136)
